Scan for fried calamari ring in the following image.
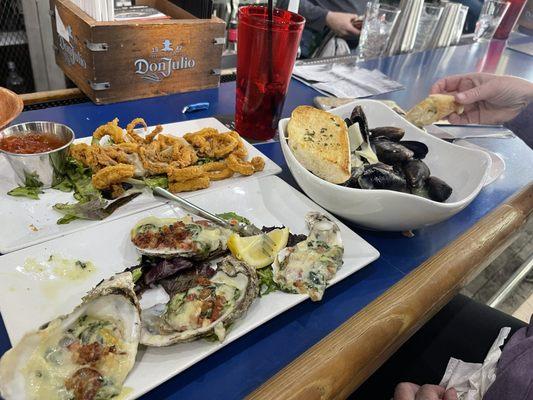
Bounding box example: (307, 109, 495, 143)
(170, 139, 198, 167)
(92, 118, 125, 144)
(227, 131, 247, 159)
(157, 133, 182, 147)
(92, 164, 135, 190)
(210, 133, 238, 158)
(116, 142, 139, 153)
(226, 154, 254, 176)
(200, 161, 227, 172)
(251, 156, 265, 172)
(206, 168, 234, 181)
(69, 143, 94, 167)
(169, 176, 210, 193)
(200, 161, 234, 181)
(168, 165, 205, 182)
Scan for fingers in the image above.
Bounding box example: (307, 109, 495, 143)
(455, 79, 499, 104)
(415, 384, 446, 399)
(394, 382, 420, 400)
(430, 74, 471, 94)
(444, 388, 458, 400)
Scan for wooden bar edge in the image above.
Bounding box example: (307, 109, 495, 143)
(20, 88, 85, 106)
(247, 183, 533, 400)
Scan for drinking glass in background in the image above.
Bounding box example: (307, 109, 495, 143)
(474, 0, 510, 41)
(235, 6, 304, 141)
(493, 0, 527, 39)
(413, 4, 444, 52)
(357, 2, 401, 61)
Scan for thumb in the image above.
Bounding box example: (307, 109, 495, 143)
(455, 82, 497, 105)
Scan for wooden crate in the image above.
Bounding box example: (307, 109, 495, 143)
(49, 0, 226, 104)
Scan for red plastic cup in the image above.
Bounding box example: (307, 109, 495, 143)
(493, 0, 527, 39)
(235, 6, 305, 141)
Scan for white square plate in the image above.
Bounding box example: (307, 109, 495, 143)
(0, 118, 281, 254)
(0, 175, 379, 399)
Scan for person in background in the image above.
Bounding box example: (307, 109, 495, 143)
(277, 0, 366, 57)
(455, 0, 483, 33)
(351, 73, 533, 400)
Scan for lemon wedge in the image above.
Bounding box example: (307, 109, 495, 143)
(227, 228, 289, 269)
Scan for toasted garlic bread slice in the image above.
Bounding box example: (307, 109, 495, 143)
(287, 106, 350, 184)
(406, 94, 464, 127)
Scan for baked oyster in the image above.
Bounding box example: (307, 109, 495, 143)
(0, 273, 141, 400)
(131, 215, 232, 259)
(272, 212, 344, 301)
(136, 255, 258, 346)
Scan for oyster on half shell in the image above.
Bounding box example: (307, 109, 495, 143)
(131, 216, 232, 259)
(0, 273, 141, 400)
(273, 212, 344, 301)
(140, 256, 258, 346)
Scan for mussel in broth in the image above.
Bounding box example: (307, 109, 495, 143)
(373, 139, 414, 165)
(403, 159, 430, 188)
(370, 126, 405, 142)
(399, 140, 429, 159)
(358, 163, 408, 192)
(426, 176, 453, 202)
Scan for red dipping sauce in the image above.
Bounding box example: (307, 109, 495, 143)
(0, 132, 67, 154)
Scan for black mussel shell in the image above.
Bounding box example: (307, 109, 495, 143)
(370, 126, 405, 142)
(400, 140, 429, 159)
(350, 105, 371, 141)
(426, 176, 453, 202)
(358, 163, 408, 192)
(373, 140, 415, 165)
(344, 165, 365, 188)
(403, 160, 431, 188)
(344, 118, 353, 128)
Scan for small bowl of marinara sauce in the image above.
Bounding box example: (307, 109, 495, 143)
(0, 121, 75, 188)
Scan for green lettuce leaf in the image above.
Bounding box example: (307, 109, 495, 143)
(7, 186, 44, 200)
(256, 266, 279, 296)
(216, 212, 251, 225)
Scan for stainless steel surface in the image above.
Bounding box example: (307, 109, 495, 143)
(152, 186, 275, 251)
(488, 255, 533, 308)
(0, 121, 74, 188)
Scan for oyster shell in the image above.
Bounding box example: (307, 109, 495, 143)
(139, 255, 258, 346)
(0, 273, 141, 400)
(273, 212, 344, 301)
(131, 215, 232, 259)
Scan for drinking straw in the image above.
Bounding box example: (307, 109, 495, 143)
(267, 0, 274, 115)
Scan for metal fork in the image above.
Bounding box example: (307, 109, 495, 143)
(440, 132, 515, 142)
(152, 186, 275, 256)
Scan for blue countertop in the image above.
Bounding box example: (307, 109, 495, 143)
(2, 37, 533, 400)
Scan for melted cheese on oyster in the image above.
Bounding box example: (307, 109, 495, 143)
(273, 213, 344, 301)
(163, 274, 246, 337)
(20, 312, 133, 400)
(131, 216, 231, 258)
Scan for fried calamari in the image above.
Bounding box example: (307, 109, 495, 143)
(71, 119, 265, 194)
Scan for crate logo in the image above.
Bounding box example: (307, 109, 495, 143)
(59, 35, 87, 69)
(134, 39, 196, 82)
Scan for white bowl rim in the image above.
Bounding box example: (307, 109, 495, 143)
(278, 101, 492, 210)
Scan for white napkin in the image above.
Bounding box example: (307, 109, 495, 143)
(440, 327, 511, 400)
(292, 64, 404, 98)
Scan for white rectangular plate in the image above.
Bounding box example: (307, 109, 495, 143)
(0, 175, 379, 399)
(0, 118, 281, 254)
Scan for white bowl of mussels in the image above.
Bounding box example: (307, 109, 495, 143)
(279, 99, 492, 231)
